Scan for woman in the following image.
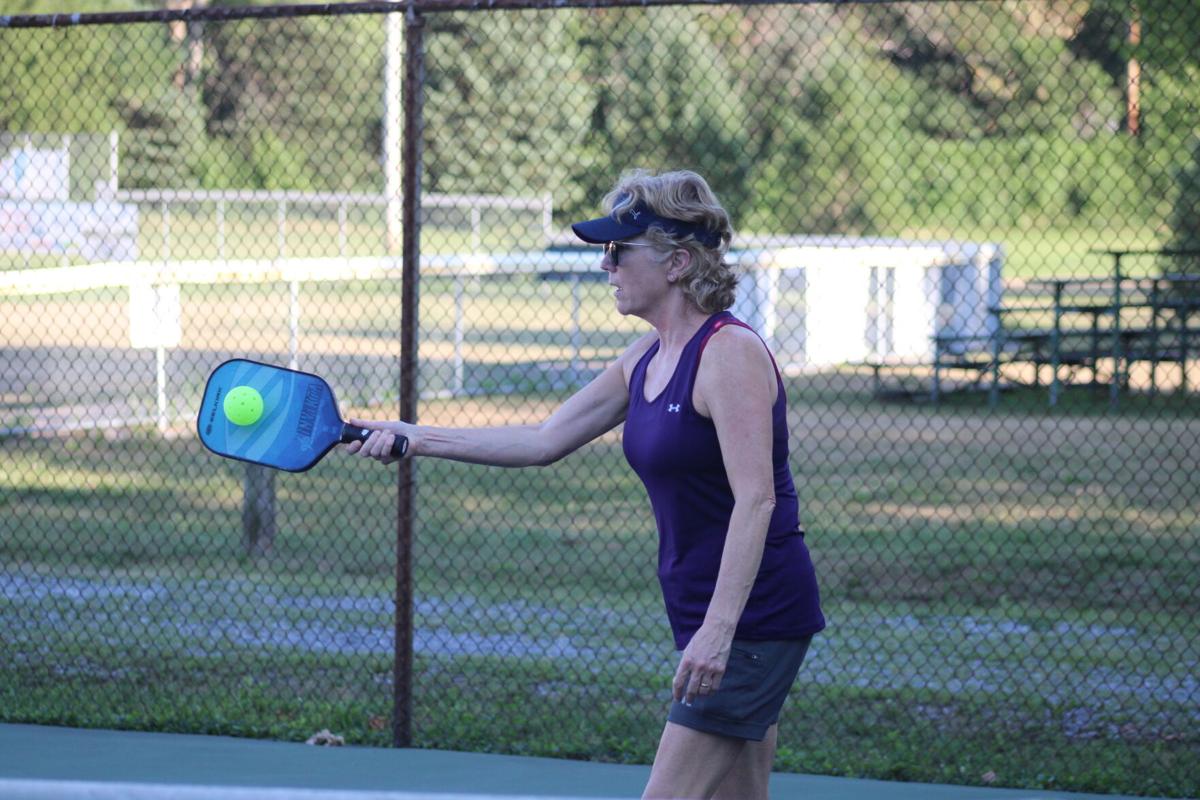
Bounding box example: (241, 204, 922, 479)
(346, 169, 825, 800)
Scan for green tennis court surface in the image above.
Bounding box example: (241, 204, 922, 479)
(0, 725, 1169, 799)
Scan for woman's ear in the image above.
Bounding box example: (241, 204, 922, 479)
(665, 248, 691, 283)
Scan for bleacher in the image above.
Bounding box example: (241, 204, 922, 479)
(864, 256, 1200, 408)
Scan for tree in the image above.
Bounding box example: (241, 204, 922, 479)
(422, 11, 591, 213)
(1166, 138, 1200, 279)
(0, 27, 123, 134)
(1125, 0, 1200, 72)
(569, 8, 751, 223)
(1115, 0, 1200, 275)
(114, 86, 208, 188)
(201, 10, 384, 190)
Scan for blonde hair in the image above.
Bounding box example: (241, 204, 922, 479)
(602, 169, 737, 313)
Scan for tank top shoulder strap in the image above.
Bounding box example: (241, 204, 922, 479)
(678, 312, 746, 412)
(696, 314, 783, 386)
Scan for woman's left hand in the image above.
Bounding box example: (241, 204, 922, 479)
(673, 623, 733, 705)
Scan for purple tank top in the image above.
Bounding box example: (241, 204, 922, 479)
(624, 311, 825, 649)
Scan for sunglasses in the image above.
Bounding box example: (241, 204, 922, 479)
(603, 240, 657, 266)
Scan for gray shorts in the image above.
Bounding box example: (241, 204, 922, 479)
(668, 637, 812, 742)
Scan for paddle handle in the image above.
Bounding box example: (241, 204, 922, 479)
(341, 423, 409, 458)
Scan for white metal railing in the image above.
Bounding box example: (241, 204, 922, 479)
(1, 241, 1002, 434)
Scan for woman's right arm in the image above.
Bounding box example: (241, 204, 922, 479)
(345, 332, 655, 468)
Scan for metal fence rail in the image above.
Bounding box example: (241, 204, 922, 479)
(1, 1, 1197, 797)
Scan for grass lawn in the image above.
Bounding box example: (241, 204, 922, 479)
(1, 377, 1197, 797)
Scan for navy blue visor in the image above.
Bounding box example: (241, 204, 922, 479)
(572, 198, 721, 248)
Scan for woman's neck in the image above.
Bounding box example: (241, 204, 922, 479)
(644, 301, 713, 355)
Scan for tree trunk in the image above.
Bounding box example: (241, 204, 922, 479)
(1126, 12, 1140, 136)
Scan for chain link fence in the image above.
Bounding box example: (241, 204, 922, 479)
(2, 1, 1198, 796)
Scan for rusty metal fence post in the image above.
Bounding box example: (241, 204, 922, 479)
(393, 3, 427, 749)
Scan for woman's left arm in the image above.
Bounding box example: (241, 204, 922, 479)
(673, 325, 780, 704)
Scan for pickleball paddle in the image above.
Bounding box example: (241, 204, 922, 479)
(197, 358, 407, 472)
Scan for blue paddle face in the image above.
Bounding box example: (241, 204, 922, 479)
(197, 359, 345, 472)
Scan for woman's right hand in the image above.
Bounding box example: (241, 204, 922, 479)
(344, 418, 415, 465)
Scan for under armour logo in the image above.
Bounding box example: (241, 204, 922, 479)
(667, 404, 680, 413)
(630, 210, 641, 219)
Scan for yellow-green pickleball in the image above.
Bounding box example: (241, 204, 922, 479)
(223, 385, 264, 426)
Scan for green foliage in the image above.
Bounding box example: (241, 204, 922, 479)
(1129, 0, 1200, 73)
(247, 129, 316, 191)
(1068, 1, 1129, 85)
(897, 134, 1148, 230)
(115, 87, 209, 189)
(201, 11, 385, 190)
(1139, 64, 1200, 165)
(568, 8, 751, 221)
(1166, 137, 1200, 277)
(727, 5, 1151, 236)
(745, 59, 906, 233)
(423, 12, 590, 210)
(2, 2, 1199, 239)
(0, 27, 123, 133)
(194, 137, 254, 189)
(857, 3, 1073, 139)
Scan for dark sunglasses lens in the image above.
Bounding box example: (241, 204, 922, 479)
(605, 242, 619, 265)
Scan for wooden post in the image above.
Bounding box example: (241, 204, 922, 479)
(1181, 309, 1191, 395)
(988, 320, 1002, 411)
(931, 336, 942, 405)
(1050, 282, 1063, 407)
(1148, 279, 1160, 395)
(453, 274, 465, 395)
(1110, 256, 1124, 410)
(242, 465, 276, 557)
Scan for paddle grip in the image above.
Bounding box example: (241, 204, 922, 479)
(341, 423, 409, 458)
